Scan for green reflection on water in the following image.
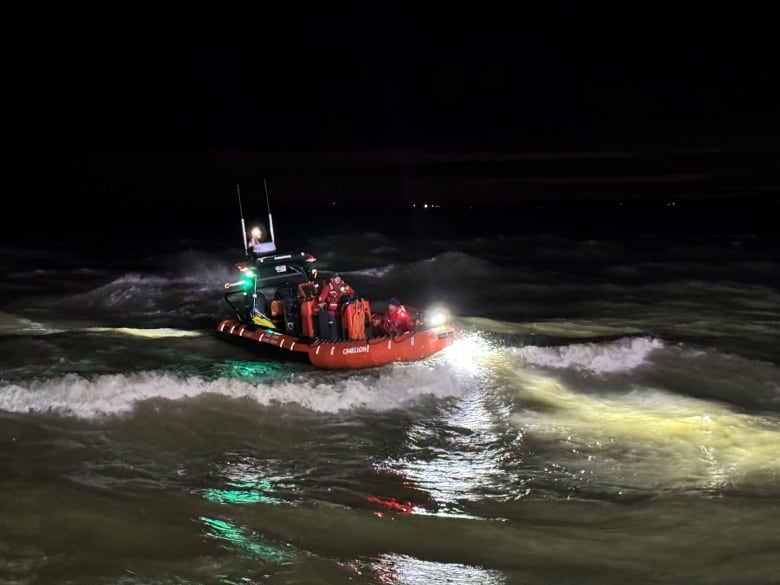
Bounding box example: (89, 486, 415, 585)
(199, 516, 296, 565)
(216, 360, 287, 381)
(203, 482, 280, 506)
(201, 478, 293, 506)
(203, 488, 267, 504)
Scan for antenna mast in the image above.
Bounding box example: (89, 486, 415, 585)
(264, 178, 276, 245)
(237, 184, 248, 256)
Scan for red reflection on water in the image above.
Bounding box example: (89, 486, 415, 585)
(366, 495, 417, 515)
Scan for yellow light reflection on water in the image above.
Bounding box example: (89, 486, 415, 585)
(85, 327, 203, 338)
(501, 367, 780, 491)
(385, 331, 780, 510)
(381, 331, 513, 517)
(441, 330, 498, 376)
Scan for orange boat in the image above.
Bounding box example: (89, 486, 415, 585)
(216, 317, 460, 369)
(217, 185, 459, 369)
(216, 249, 461, 370)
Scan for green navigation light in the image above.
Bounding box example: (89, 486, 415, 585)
(239, 269, 256, 292)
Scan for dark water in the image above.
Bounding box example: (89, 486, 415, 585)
(1, 197, 779, 584)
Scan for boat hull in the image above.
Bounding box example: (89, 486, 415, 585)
(216, 319, 460, 369)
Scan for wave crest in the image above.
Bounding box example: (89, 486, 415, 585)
(513, 336, 663, 374)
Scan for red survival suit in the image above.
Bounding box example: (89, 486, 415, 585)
(381, 303, 417, 336)
(315, 276, 356, 339)
(317, 276, 355, 318)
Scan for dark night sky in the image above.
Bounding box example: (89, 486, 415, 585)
(6, 8, 779, 235)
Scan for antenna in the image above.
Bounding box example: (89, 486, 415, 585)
(264, 178, 276, 245)
(237, 184, 248, 256)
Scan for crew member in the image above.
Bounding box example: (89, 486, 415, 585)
(317, 274, 355, 318)
(381, 297, 418, 336)
(308, 267, 321, 295)
(315, 274, 355, 339)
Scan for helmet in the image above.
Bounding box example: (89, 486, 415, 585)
(388, 297, 400, 307)
(250, 226, 262, 239)
(332, 274, 342, 284)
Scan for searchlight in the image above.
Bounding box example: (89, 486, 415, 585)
(422, 305, 450, 327)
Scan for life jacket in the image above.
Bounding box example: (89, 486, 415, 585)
(320, 280, 352, 314)
(323, 282, 340, 314)
(342, 298, 369, 340)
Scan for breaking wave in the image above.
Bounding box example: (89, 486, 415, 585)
(512, 336, 663, 374)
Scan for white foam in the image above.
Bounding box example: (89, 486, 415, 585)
(0, 312, 65, 335)
(351, 264, 395, 278)
(0, 313, 203, 339)
(513, 336, 663, 374)
(0, 363, 467, 418)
